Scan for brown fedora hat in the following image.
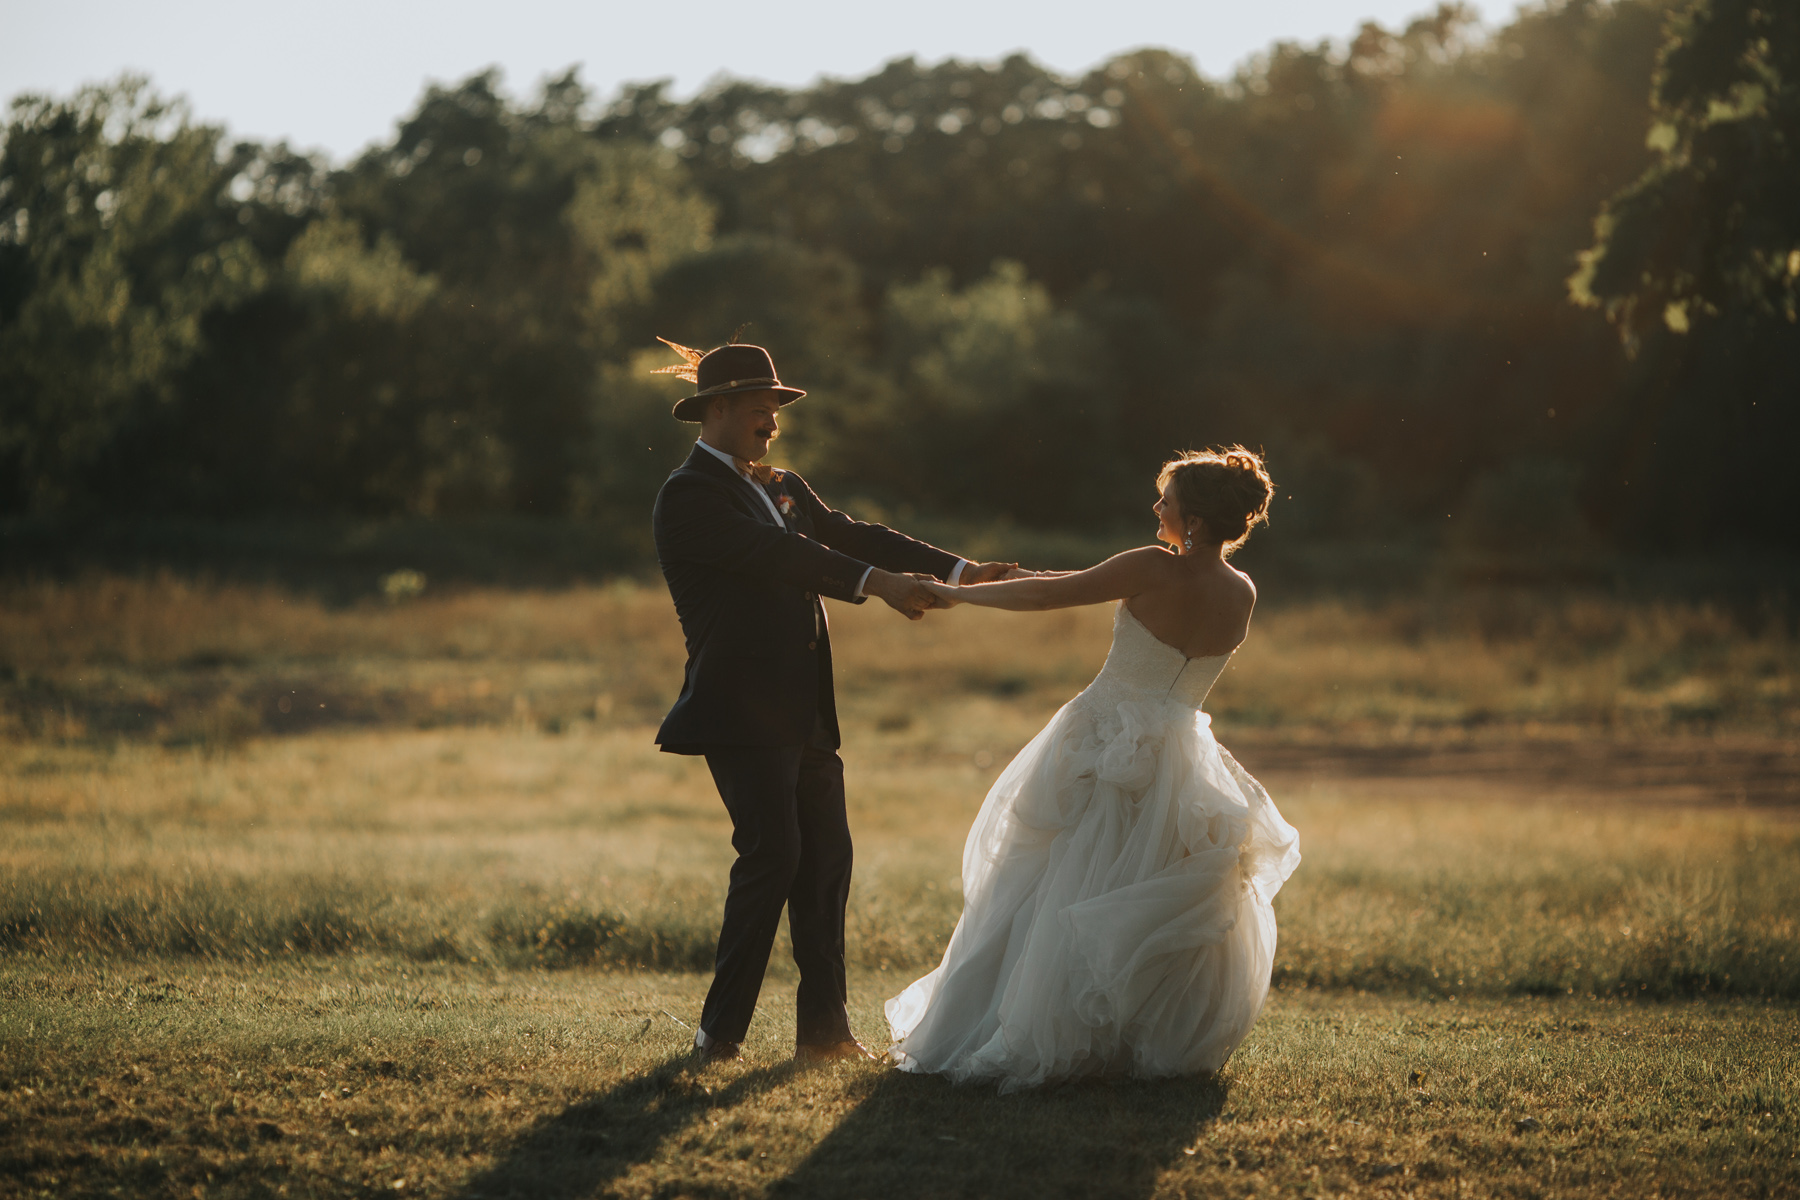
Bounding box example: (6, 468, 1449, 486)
(658, 342, 806, 422)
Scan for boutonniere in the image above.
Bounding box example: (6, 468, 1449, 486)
(777, 491, 796, 519)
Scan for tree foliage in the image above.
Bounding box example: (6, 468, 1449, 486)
(0, 80, 266, 510)
(1571, 0, 1800, 338)
(2, 1, 1795, 551)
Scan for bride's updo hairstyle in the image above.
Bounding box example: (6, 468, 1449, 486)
(1157, 446, 1274, 556)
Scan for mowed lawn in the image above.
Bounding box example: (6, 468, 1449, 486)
(3, 577, 1798, 1198)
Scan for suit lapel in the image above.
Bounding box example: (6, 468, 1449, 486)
(684, 446, 782, 527)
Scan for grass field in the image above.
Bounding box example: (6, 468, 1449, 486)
(6, 963, 1796, 1199)
(3, 576, 1798, 1197)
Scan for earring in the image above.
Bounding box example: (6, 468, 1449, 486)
(1183, 531, 1193, 552)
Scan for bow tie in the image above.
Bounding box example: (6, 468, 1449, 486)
(738, 460, 778, 486)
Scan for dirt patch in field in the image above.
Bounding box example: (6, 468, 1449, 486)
(1227, 730, 1800, 812)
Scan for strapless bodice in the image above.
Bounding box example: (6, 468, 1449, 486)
(1077, 602, 1232, 713)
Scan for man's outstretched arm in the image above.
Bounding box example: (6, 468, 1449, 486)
(783, 474, 1013, 587)
(656, 475, 870, 602)
(657, 475, 947, 619)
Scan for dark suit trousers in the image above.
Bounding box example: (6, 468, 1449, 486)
(699, 734, 855, 1046)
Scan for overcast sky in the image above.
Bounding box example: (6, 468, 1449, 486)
(5, 0, 1503, 162)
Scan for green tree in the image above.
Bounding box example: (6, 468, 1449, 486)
(1562, 1, 1800, 547)
(849, 261, 1129, 525)
(1570, 0, 1800, 338)
(327, 70, 713, 514)
(0, 78, 266, 512)
(9, 1, 1795, 553)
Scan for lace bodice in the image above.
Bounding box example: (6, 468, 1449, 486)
(1076, 602, 1233, 713)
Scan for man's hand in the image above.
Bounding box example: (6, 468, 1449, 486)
(909, 574, 963, 608)
(960, 560, 1019, 585)
(865, 568, 941, 620)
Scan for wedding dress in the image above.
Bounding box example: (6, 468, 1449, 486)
(886, 602, 1301, 1090)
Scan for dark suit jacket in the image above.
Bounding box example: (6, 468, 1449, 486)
(653, 444, 960, 752)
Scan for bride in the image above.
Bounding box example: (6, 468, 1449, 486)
(886, 447, 1301, 1090)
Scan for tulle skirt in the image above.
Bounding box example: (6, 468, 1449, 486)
(885, 692, 1300, 1091)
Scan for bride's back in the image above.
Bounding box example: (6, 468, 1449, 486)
(1126, 555, 1256, 659)
(1130, 447, 1272, 658)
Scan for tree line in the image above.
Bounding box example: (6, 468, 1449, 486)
(2, 0, 1794, 554)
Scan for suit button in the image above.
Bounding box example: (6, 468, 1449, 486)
(807, 641, 818, 651)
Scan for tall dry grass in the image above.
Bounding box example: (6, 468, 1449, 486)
(1226, 594, 1798, 735)
(0, 576, 689, 741)
(4, 716, 1796, 998)
(2, 574, 1796, 744)
(3, 574, 1797, 999)
(0, 573, 678, 669)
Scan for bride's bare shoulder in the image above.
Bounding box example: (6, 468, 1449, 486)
(1113, 544, 1178, 562)
(1116, 544, 1180, 569)
(1091, 544, 1181, 581)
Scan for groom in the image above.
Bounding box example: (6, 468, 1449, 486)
(651, 340, 1009, 1063)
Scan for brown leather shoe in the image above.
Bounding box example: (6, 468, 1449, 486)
(693, 1032, 742, 1064)
(794, 1039, 881, 1064)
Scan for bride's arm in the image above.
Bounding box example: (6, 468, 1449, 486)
(923, 548, 1170, 610)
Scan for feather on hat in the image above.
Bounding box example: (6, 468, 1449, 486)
(651, 338, 806, 421)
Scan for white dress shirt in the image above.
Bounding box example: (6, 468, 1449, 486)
(694, 438, 967, 597)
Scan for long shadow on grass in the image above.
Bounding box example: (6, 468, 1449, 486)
(771, 1069, 1229, 1200)
(455, 1052, 1226, 1200)
(451, 1050, 798, 1199)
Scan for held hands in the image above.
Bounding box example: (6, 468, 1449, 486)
(911, 575, 964, 608)
(867, 561, 1023, 620)
(960, 560, 1019, 585)
(865, 568, 944, 620)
